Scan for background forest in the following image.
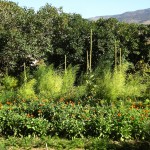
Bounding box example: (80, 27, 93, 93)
(0, 1, 150, 76)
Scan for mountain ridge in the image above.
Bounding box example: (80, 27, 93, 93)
(89, 8, 150, 24)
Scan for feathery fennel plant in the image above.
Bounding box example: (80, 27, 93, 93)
(17, 79, 37, 99)
(34, 64, 85, 100)
(85, 62, 148, 101)
(35, 65, 63, 99)
(0, 75, 18, 103)
(61, 65, 86, 100)
(1, 75, 18, 91)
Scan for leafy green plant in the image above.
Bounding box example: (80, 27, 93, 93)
(0, 75, 17, 103)
(0, 90, 16, 104)
(0, 84, 149, 140)
(125, 73, 147, 99)
(17, 79, 37, 99)
(1, 75, 18, 91)
(0, 107, 50, 137)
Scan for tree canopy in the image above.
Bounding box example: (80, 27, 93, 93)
(0, 0, 150, 76)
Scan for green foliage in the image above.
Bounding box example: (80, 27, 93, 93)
(1, 75, 18, 91)
(143, 120, 150, 140)
(0, 90, 16, 104)
(0, 1, 150, 146)
(125, 73, 147, 98)
(0, 75, 17, 103)
(34, 64, 85, 100)
(35, 65, 62, 99)
(61, 65, 77, 94)
(0, 97, 149, 140)
(61, 65, 86, 99)
(1, 1, 149, 76)
(0, 136, 150, 150)
(0, 107, 50, 137)
(85, 138, 108, 150)
(17, 79, 37, 99)
(85, 63, 148, 101)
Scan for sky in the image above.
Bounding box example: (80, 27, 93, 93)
(10, 0, 150, 18)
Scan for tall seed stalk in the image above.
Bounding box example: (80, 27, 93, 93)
(65, 55, 67, 73)
(90, 29, 93, 72)
(87, 50, 89, 73)
(23, 62, 27, 85)
(114, 40, 117, 71)
(120, 48, 122, 71)
(5, 67, 8, 76)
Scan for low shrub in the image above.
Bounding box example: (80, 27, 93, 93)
(0, 98, 149, 140)
(0, 106, 50, 137)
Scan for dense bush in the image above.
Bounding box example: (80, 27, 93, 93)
(0, 98, 149, 140)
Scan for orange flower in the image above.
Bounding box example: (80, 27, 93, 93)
(38, 110, 42, 113)
(6, 101, 11, 105)
(27, 114, 30, 118)
(117, 113, 121, 117)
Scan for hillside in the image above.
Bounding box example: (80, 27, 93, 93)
(89, 8, 150, 24)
